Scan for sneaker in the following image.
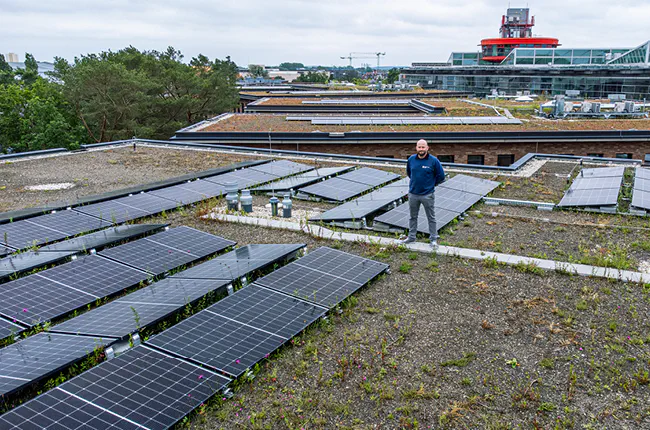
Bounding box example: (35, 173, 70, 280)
(430, 240, 439, 251)
(398, 237, 415, 244)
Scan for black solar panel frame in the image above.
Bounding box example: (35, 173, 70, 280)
(172, 179, 227, 199)
(113, 192, 180, 215)
(51, 278, 231, 338)
(312, 198, 397, 222)
(0, 333, 109, 397)
(26, 210, 111, 237)
(249, 160, 313, 177)
(73, 200, 150, 224)
(204, 284, 328, 339)
(0, 219, 69, 249)
(37, 224, 167, 253)
(292, 247, 389, 286)
(171, 243, 305, 281)
(148, 184, 208, 205)
(300, 177, 371, 201)
(0, 244, 12, 258)
(337, 167, 400, 187)
(438, 174, 501, 196)
(558, 187, 620, 207)
(569, 176, 622, 191)
(147, 311, 286, 378)
(579, 167, 626, 178)
(252, 166, 353, 192)
(0, 387, 143, 429)
(52, 346, 231, 429)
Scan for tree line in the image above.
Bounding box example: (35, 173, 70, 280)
(0, 47, 240, 153)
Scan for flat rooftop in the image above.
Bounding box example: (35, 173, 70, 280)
(1, 144, 649, 428)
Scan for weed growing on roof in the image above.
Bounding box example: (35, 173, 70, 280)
(441, 352, 476, 367)
(399, 262, 412, 274)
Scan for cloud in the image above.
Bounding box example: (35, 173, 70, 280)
(2, 0, 649, 66)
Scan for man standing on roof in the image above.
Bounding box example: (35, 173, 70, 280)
(400, 139, 445, 249)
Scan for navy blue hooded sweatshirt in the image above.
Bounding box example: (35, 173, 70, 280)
(406, 153, 445, 195)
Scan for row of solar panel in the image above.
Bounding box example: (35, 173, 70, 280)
(631, 168, 650, 211)
(0, 247, 388, 429)
(0, 224, 167, 283)
(0, 243, 305, 398)
(311, 177, 410, 222)
(374, 174, 501, 233)
(0, 226, 235, 337)
(0, 160, 313, 251)
(299, 167, 401, 202)
(558, 167, 625, 207)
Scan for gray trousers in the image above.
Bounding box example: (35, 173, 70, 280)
(407, 192, 438, 241)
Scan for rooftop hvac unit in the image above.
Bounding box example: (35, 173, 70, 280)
(580, 101, 592, 113)
(591, 102, 601, 113)
(624, 101, 636, 113)
(614, 102, 626, 113)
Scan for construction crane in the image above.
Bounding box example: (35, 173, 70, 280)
(340, 52, 386, 68)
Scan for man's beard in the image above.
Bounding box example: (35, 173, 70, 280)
(417, 150, 427, 156)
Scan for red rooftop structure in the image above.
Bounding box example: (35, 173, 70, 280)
(480, 7, 559, 63)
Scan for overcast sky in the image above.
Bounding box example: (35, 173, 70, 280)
(3, 0, 649, 67)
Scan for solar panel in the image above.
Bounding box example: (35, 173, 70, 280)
(636, 168, 650, 181)
(171, 179, 227, 199)
(0, 387, 143, 429)
(373, 202, 460, 233)
(0, 245, 12, 258)
(249, 160, 313, 177)
(51, 277, 230, 338)
(206, 169, 278, 188)
(0, 275, 98, 327)
(0, 318, 22, 340)
(383, 177, 410, 189)
(338, 167, 400, 187)
(113, 192, 180, 215)
(38, 224, 167, 253)
(73, 200, 150, 224)
(18, 346, 231, 430)
(172, 243, 305, 281)
(569, 176, 622, 190)
(0, 333, 108, 397)
(299, 177, 370, 201)
(147, 311, 285, 378)
(631, 189, 650, 210)
(205, 284, 327, 339)
(99, 226, 235, 275)
(580, 167, 626, 178)
(312, 199, 397, 222)
(0, 219, 68, 249)
(438, 174, 501, 196)
(558, 187, 620, 207)
(635, 177, 650, 192)
(293, 247, 389, 286)
(148, 184, 207, 205)
(253, 166, 353, 192)
(26, 210, 111, 236)
(0, 250, 75, 282)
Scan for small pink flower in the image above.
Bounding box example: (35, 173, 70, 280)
(22, 308, 27, 313)
(198, 374, 204, 380)
(235, 359, 241, 364)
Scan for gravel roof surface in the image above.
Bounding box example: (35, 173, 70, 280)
(145, 209, 650, 429)
(199, 113, 650, 133)
(0, 147, 252, 212)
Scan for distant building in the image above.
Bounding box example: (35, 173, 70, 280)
(401, 8, 650, 99)
(6, 53, 18, 62)
(8, 61, 56, 78)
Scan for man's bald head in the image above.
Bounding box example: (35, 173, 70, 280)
(416, 139, 429, 158)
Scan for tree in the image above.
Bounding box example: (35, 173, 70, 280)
(0, 54, 14, 85)
(248, 64, 268, 78)
(278, 62, 304, 70)
(0, 79, 84, 153)
(295, 71, 328, 84)
(386, 68, 400, 84)
(15, 53, 39, 86)
(50, 46, 240, 142)
(340, 69, 360, 82)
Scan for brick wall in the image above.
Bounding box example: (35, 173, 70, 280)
(238, 141, 648, 165)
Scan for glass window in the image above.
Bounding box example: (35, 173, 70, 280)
(497, 154, 515, 166)
(587, 153, 604, 158)
(536, 49, 553, 56)
(437, 155, 455, 163)
(467, 155, 485, 165)
(645, 154, 650, 163)
(553, 58, 571, 65)
(453, 53, 463, 60)
(615, 153, 633, 159)
(517, 49, 535, 56)
(555, 49, 573, 57)
(517, 57, 534, 65)
(572, 57, 591, 64)
(573, 49, 591, 57)
(535, 58, 553, 65)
